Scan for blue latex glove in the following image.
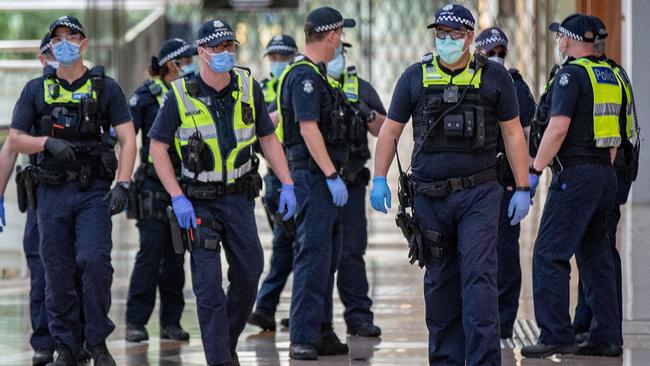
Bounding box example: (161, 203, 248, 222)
(529, 173, 540, 197)
(370, 176, 391, 213)
(326, 176, 348, 207)
(508, 191, 531, 226)
(0, 196, 5, 232)
(278, 183, 297, 221)
(171, 194, 197, 229)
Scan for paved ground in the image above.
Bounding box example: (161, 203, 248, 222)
(0, 174, 648, 365)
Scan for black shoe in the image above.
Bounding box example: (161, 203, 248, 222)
(316, 322, 349, 356)
(289, 343, 318, 360)
(77, 346, 91, 362)
(348, 323, 382, 337)
(521, 343, 577, 358)
(161, 325, 190, 341)
(45, 346, 75, 366)
(247, 311, 276, 332)
(32, 350, 53, 366)
(575, 332, 589, 344)
(88, 343, 116, 366)
(125, 324, 149, 342)
(575, 342, 623, 357)
(280, 318, 290, 328)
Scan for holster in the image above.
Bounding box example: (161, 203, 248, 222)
(167, 206, 191, 254)
(341, 166, 371, 186)
(262, 190, 296, 237)
(15, 165, 38, 212)
(182, 172, 262, 200)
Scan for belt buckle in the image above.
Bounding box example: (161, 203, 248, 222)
(447, 177, 463, 192)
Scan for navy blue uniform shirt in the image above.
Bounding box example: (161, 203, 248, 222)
(388, 57, 519, 181)
(129, 80, 168, 163)
(510, 69, 535, 128)
(548, 56, 613, 161)
(11, 69, 131, 134)
(148, 70, 275, 158)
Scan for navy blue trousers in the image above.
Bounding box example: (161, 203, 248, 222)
(24, 208, 54, 352)
(573, 171, 630, 345)
(415, 180, 502, 366)
(189, 194, 263, 365)
(254, 173, 295, 316)
(290, 169, 343, 345)
(496, 188, 521, 337)
(533, 164, 619, 346)
(337, 178, 374, 330)
(37, 179, 115, 355)
(126, 177, 185, 328)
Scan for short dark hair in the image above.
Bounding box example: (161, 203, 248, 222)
(304, 22, 329, 44)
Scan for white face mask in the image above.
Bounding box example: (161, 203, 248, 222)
(46, 60, 60, 69)
(488, 56, 504, 65)
(555, 37, 568, 64)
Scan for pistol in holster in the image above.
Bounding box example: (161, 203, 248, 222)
(15, 164, 38, 213)
(167, 206, 192, 254)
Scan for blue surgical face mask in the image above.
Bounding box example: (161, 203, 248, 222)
(53, 40, 81, 67)
(488, 56, 504, 65)
(327, 53, 345, 79)
(435, 36, 467, 65)
(270, 61, 289, 78)
(180, 62, 198, 76)
(205, 50, 236, 73)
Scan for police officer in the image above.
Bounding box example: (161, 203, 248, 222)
(370, 4, 530, 365)
(148, 19, 296, 366)
(8, 16, 137, 365)
(475, 26, 536, 340)
(327, 42, 385, 337)
(124, 38, 197, 343)
(248, 34, 299, 332)
(0, 33, 91, 366)
(276, 6, 356, 360)
(521, 14, 623, 358)
(572, 15, 639, 350)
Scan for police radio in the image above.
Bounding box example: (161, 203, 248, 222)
(187, 131, 208, 174)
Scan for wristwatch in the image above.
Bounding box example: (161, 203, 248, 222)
(117, 181, 130, 190)
(326, 172, 339, 180)
(515, 186, 531, 192)
(529, 166, 543, 176)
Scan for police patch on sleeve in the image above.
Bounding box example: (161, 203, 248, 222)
(558, 73, 571, 86)
(129, 94, 139, 107)
(302, 79, 314, 94)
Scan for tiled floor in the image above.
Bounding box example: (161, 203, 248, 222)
(0, 175, 648, 365)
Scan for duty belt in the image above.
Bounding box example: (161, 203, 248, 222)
(181, 172, 262, 200)
(413, 168, 497, 198)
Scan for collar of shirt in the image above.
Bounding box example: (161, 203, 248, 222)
(196, 71, 237, 100)
(55, 69, 91, 91)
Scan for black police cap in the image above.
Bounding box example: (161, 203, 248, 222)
(429, 4, 475, 30)
(589, 15, 608, 40)
(157, 38, 197, 66)
(305, 7, 356, 36)
(40, 33, 52, 55)
(197, 19, 238, 47)
(49, 16, 85, 38)
(264, 34, 298, 56)
(475, 27, 508, 52)
(549, 13, 596, 43)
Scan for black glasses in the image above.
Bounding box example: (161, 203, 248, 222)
(436, 29, 469, 40)
(205, 41, 237, 53)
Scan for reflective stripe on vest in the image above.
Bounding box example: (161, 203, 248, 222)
(570, 58, 623, 148)
(612, 65, 636, 141)
(262, 77, 278, 104)
(421, 53, 482, 88)
(171, 68, 256, 183)
(147, 79, 170, 164)
(43, 77, 96, 104)
(276, 58, 325, 144)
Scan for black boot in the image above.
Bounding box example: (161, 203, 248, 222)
(32, 350, 53, 366)
(125, 324, 149, 342)
(280, 318, 290, 328)
(88, 343, 116, 366)
(289, 343, 318, 360)
(247, 311, 276, 332)
(316, 322, 348, 355)
(77, 345, 91, 362)
(521, 342, 577, 358)
(348, 323, 382, 337)
(575, 342, 623, 357)
(45, 346, 75, 366)
(161, 325, 190, 341)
